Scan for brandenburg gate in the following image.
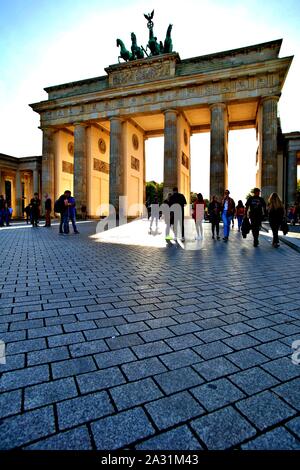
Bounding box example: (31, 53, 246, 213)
(30, 15, 293, 217)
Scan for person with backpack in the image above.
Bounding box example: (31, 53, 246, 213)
(55, 191, 69, 234)
(235, 200, 245, 232)
(245, 188, 266, 247)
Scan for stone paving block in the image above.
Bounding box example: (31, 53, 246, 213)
(154, 366, 204, 394)
(222, 334, 260, 351)
(229, 367, 279, 395)
(261, 357, 300, 381)
(196, 309, 222, 319)
(272, 323, 300, 336)
(115, 322, 149, 335)
(165, 333, 203, 351)
(57, 391, 113, 430)
(95, 317, 126, 328)
(286, 416, 300, 439)
(236, 390, 296, 431)
(0, 390, 22, 419)
(272, 378, 300, 410)
(145, 391, 204, 430)
(159, 349, 202, 370)
(195, 328, 229, 343)
(221, 322, 254, 336)
(10, 319, 44, 331)
(27, 346, 70, 366)
(241, 427, 300, 450)
(136, 425, 203, 450)
(125, 312, 154, 323)
(0, 365, 50, 392)
(0, 406, 55, 450)
(94, 348, 137, 369)
(169, 322, 202, 335)
(139, 327, 174, 343)
(6, 338, 47, 355)
(245, 318, 275, 329)
(226, 348, 268, 369)
(91, 407, 155, 449)
(248, 328, 283, 342)
(28, 325, 63, 339)
(193, 340, 233, 360)
(76, 311, 106, 321)
(84, 327, 118, 340)
(255, 340, 291, 359)
(77, 366, 126, 394)
(220, 313, 249, 324)
(111, 378, 163, 411)
(63, 320, 97, 332)
(191, 378, 245, 411)
(121, 357, 167, 381)
(104, 307, 134, 317)
(0, 353, 25, 372)
(192, 356, 239, 381)
(145, 317, 177, 330)
(51, 356, 97, 379)
(24, 377, 78, 410)
(45, 315, 77, 326)
(105, 333, 144, 350)
(171, 312, 202, 323)
(195, 318, 227, 330)
(0, 330, 26, 343)
(69, 339, 109, 358)
(132, 340, 172, 359)
(48, 332, 85, 347)
(26, 426, 92, 450)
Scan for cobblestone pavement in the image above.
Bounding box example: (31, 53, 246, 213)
(0, 221, 300, 450)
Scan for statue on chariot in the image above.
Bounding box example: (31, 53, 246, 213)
(116, 10, 173, 63)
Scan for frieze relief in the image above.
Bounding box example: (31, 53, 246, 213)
(111, 62, 171, 86)
(41, 72, 281, 125)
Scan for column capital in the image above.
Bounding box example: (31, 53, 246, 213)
(209, 102, 227, 111)
(73, 122, 89, 128)
(109, 116, 124, 124)
(163, 108, 179, 116)
(39, 126, 56, 134)
(260, 95, 280, 105)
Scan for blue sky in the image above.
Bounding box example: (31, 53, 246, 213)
(0, 0, 299, 198)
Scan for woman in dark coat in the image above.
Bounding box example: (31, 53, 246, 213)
(267, 193, 285, 248)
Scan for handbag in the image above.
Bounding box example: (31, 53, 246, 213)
(241, 217, 251, 238)
(280, 217, 289, 235)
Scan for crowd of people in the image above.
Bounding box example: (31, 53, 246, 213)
(148, 186, 294, 249)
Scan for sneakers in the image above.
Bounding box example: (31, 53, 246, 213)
(212, 235, 215, 239)
(223, 237, 228, 242)
(217, 236, 220, 240)
(254, 240, 259, 247)
(74, 230, 80, 234)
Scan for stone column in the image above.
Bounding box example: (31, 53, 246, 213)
(286, 149, 297, 206)
(260, 96, 279, 198)
(210, 103, 228, 199)
(163, 109, 179, 198)
(15, 169, 22, 217)
(33, 168, 39, 195)
(74, 123, 88, 216)
(42, 128, 55, 207)
(109, 117, 124, 215)
(143, 136, 147, 206)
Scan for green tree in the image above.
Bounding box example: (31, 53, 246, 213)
(146, 181, 164, 204)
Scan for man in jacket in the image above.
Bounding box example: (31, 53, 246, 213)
(245, 188, 266, 247)
(44, 193, 52, 227)
(168, 187, 187, 241)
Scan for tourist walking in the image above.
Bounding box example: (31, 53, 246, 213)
(208, 195, 221, 239)
(192, 193, 205, 239)
(245, 188, 266, 247)
(221, 190, 235, 241)
(235, 200, 245, 232)
(30, 193, 41, 227)
(267, 192, 285, 248)
(168, 187, 187, 241)
(44, 193, 52, 227)
(0, 195, 6, 226)
(24, 204, 31, 224)
(149, 195, 159, 233)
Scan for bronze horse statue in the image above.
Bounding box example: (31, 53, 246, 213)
(116, 38, 132, 62)
(131, 33, 144, 60)
(163, 24, 173, 53)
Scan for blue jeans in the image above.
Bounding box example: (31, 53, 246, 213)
(222, 211, 232, 238)
(237, 215, 243, 230)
